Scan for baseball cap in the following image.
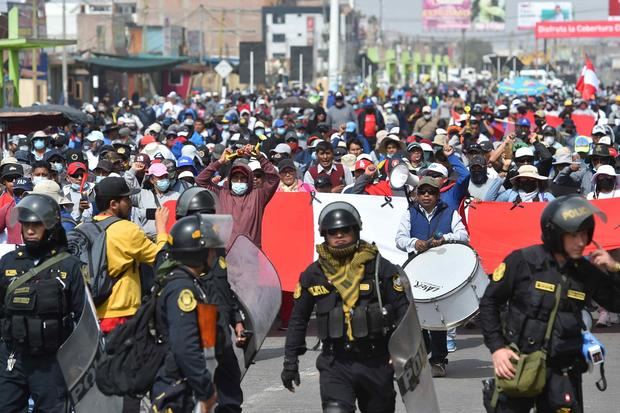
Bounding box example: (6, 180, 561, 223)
(134, 153, 151, 165)
(574, 136, 592, 154)
(67, 162, 87, 176)
(14, 177, 33, 192)
(148, 163, 168, 177)
(118, 127, 131, 137)
(95, 176, 140, 197)
(422, 163, 448, 178)
(514, 147, 534, 158)
(177, 156, 196, 171)
(85, 130, 104, 142)
(273, 119, 286, 128)
(418, 176, 441, 189)
(43, 150, 65, 162)
(277, 159, 296, 172)
(94, 160, 114, 173)
(433, 134, 448, 146)
(592, 124, 607, 136)
(272, 143, 292, 155)
(335, 91, 344, 99)
(407, 142, 422, 152)
(479, 140, 494, 152)
(469, 155, 487, 167)
(248, 160, 263, 172)
(345, 122, 357, 133)
(354, 159, 373, 171)
(422, 106, 432, 113)
(32, 130, 48, 139)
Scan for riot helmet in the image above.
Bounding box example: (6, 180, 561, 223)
(175, 187, 218, 218)
(168, 214, 232, 267)
(13, 193, 61, 229)
(318, 201, 362, 236)
(540, 194, 606, 253)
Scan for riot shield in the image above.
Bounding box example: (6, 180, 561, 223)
(388, 267, 440, 413)
(226, 235, 282, 379)
(57, 290, 123, 412)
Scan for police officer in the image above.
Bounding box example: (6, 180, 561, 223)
(172, 186, 246, 413)
(0, 193, 86, 412)
(151, 213, 232, 413)
(480, 194, 620, 412)
(281, 201, 409, 413)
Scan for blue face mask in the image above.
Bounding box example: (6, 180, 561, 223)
(33, 139, 45, 150)
(95, 175, 105, 183)
(155, 179, 170, 192)
(70, 182, 81, 191)
(231, 182, 248, 196)
(311, 152, 318, 161)
(51, 162, 64, 173)
(277, 128, 286, 135)
(255, 129, 265, 136)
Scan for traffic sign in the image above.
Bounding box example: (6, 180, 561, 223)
(215, 60, 233, 78)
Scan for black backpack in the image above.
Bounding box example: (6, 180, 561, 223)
(67, 217, 121, 305)
(95, 283, 168, 397)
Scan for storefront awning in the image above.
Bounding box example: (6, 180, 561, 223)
(78, 54, 189, 73)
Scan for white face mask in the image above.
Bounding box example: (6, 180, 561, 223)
(423, 114, 432, 120)
(32, 176, 48, 186)
(543, 136, 555, 146)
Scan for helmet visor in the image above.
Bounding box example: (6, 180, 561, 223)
(198, 214, 233, 248)
(9, 194, 60, 230)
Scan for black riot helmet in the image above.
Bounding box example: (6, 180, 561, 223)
(540, 194, 606, 253)
(175, 187, 218, 219)
(318, 201, 362, 236)
(168, 214, 232, 267)
(13, 193, 61, 229)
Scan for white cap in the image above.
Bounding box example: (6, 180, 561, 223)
(599, 136, 612, 145)
(181, 145, 198, 159)
(423, 163, 449, 178)
(272, 143, 292, 155)
(389, 126, 400, 135)
(515, 147, 534, 158)
(422, 105, 432, 113)
(248, 160, 262, 171)
(497, 104, 508, 111)
(420, 143, 433, 152)
(592, 124, 607, 135)
(31, 180, 71, 205)
(86, 130, 104, 142)
(178, 170, 195, 179)
(356, 153, 373, 162)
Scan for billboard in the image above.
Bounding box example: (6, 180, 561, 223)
(518, 2, 573, 30)
(536, 21, 620, 39)
(423, 0, 505, 31)
(471, 0, 506, 31)
(422, 0, 472, 30)
(611, 0, 620, 21)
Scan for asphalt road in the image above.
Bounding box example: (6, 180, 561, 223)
(241, 322, 620, 412)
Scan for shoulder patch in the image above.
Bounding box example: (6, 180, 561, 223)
(392, 275, 404, 292)
(218, 256, 227, 269)
(81, 264, 90, 282)
(177, 289, 197, 312)
(5, 269, 17, 277)
(293, 283, 302, 299)
(492, 263, 506, 282)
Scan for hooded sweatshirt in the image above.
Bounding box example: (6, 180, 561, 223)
(196, 155, 279, 248)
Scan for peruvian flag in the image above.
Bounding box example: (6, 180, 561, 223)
(576, 57, 599, 101)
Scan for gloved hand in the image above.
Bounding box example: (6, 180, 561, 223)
(281, 357, 300, 392)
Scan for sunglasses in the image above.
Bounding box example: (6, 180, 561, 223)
(418, 188, 439, 196)
(327, 226, 353, 236)
(3, 176, 17, 182)
(70, 173, 84, 179)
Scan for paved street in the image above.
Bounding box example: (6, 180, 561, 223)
(242, 322, 620, 412)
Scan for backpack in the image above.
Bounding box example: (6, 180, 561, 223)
(67, 217, 121, 305)
(95, 283, 168, 397)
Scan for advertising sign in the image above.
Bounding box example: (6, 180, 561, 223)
(471, 0, 506, 31)
(536, 21, 620, 39)
(611, 0, 620, 21)
(518, 2, 573, 30)
(422, 0, 472, 30)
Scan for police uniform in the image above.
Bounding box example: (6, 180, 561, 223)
(0, 245, 85, 413)
(480, 244, 620, 412)
(155, 248, 244, 413)
(151, 266, 216, 413)
(284, 253, 409, 413)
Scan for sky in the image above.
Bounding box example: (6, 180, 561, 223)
(355, 0, 611, 40)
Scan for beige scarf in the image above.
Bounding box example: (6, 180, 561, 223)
(316, 240, 378, 340)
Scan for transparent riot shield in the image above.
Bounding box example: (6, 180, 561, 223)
(226, 235, 282, 379)
(388, 267, 440, 413)
(57, 290, 123, 412)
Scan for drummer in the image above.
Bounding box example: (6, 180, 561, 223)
(395, 176, 469, 378)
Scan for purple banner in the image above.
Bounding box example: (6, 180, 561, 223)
(422, 0, 472, 30)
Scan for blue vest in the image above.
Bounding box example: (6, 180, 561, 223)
(408, 202, 454, 240)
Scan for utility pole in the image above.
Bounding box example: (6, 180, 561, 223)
(378, 0, 383, 45)
(33, 0, 38, 103)
(142, 4, 148, 54)
(199, 5, 205, 63)
(328, 0, 339, 91)
(62, 0, 68, 105)
(460, 29, 466, 69)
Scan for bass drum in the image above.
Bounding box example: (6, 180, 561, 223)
(402, 243, 488, 331)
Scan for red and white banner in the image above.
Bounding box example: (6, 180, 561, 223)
(576, 57, 599, 101)
(536, 21, 620, 39)
(261, 193, 620, 291)
(610, 0, 620, 21)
